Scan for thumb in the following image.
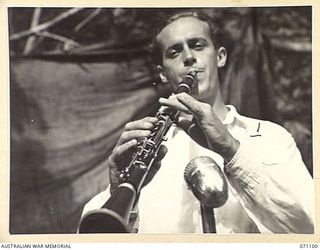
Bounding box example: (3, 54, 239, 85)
(155, 144, 168, 162)
(142, 145, 168, 188)
(177, 118, 209, 149)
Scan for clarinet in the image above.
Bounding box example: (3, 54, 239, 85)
(78, 71, 198, 233)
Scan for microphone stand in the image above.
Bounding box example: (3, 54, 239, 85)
(200, 204, 216, 233)
(184, 156, 229, 234)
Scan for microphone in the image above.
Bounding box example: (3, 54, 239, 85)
(184, 156, 228, 233)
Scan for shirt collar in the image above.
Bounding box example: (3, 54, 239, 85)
(222, 105, 238, 125)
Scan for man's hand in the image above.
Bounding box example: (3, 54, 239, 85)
(108, 117, 167, 194)
(159, 93, 239, 162)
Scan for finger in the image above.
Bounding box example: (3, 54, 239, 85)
(176, 93, 211, 118)
(151, 161, 161, 174)
(142, 161, 162, 188)
(143, 158, 163, 187)
(155, 144, 168, 162)
(111, 139, 138, 165)
(109, 160, 121, 189)
(141, 145, 167, 188)
(117, 130, 151, 145)
(177, 118, 209, 148)
(159, 96, 192, 114)
(108, 154, 122, 194)
(177, 117, 194, 133)
(124, 117, 158, 131)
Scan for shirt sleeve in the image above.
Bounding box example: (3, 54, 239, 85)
(225, 122, 314, 233)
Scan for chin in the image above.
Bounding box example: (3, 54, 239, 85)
(194, 90, 213, 103)
(192, 92, 206, 101)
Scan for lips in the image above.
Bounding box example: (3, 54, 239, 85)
(178, 69, 205, 85)
(183, 69, 205, 80)
(192, 70, 205, 80)
(187, 68, 205, 74)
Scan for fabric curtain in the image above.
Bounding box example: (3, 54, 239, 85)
(9, 8, 290, 234)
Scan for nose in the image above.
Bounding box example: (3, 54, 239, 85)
(183, 47, 197, 67)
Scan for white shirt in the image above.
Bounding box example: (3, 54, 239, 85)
(81, 106, 314, 234)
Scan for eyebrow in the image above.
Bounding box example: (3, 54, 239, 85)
(165, 37, 209, 52)
(166, 43, 182, 52)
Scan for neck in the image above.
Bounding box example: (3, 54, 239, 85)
(211, 90, 229, 122)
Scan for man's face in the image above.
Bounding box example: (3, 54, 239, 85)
(156, 17, 225, 101)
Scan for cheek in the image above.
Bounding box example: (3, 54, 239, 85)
(201, 50, 216, 65)
(163, 61, 181, 82)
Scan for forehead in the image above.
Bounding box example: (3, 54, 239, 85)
(156, 17, 211, 49)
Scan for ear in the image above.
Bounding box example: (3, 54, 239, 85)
(217, 47, 227, 68)
(156, 65, 169, 83)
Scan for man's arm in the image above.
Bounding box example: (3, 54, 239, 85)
(225, 122, 314, 233)
(160, 93, 314, 233)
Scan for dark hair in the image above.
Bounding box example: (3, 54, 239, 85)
(151, 11, 222, 65)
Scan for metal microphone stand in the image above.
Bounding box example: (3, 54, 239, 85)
(184, 156, 229, 234)
(200, 204, 216, 233)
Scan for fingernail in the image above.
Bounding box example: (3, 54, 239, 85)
(148, 117, 158, 122)
(144, 122, 153, 128)
(144, 130, 151, 136)
(176, 94, 184, 99)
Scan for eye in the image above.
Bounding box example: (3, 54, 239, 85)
(167, 49, 179, 58)
(166, 44, 183, 59)
(193, 41, 206, 50)
(189, 39, 207, 51)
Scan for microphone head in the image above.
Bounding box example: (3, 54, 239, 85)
(184, 156, 228, 208)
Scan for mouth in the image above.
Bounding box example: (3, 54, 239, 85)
(177, 69, 205, 86)
(193, 70, 205, 82)
(182, 69, 205, 81)
(188, 68, 205, 74)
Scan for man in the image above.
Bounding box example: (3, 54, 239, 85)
(81, 11, 314, 233)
